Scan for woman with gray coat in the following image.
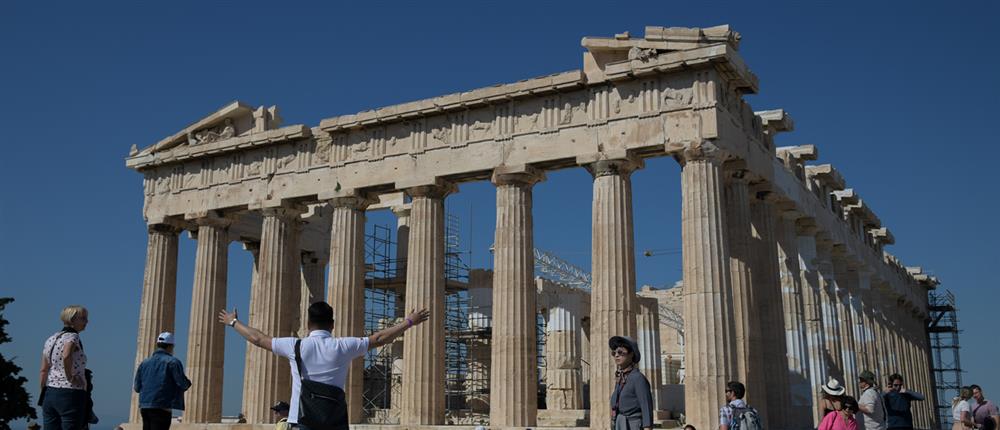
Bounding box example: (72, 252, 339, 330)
(609, 336, 654, 430)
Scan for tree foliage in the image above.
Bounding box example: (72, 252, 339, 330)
(0, 297, 37, 430)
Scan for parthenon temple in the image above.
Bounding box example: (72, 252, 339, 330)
(125, 25, 941, 430)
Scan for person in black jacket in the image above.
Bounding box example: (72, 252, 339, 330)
(883, 373, 925, 430)
(608, 336, 654, 430)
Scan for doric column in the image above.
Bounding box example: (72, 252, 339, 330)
(130, 224, 181, 423)
(326, 196, 370, 423)
(184, 214, 230, 423)
(240, 240, 260, 419)
(299, 251, 325, 336)
(585, 156, 641, 430)
(400, 182, 454, 426)
(833, 256, 859, 394)
(678, 144, 736, 430)
(775, 212, 812, 428)
(749, 192, 789, 430)
(243, 207, 302, 424)
(489, 166, 543, 427)
(544, 285, 585, 410)
(723, 168, 765, 411)
(816, 238, 844, 380)
(850, 272, 872, 376)
(795, 223, 827, 426)
(636, 297, 664, 411)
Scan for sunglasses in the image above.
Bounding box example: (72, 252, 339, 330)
(611, 350, 631, 357)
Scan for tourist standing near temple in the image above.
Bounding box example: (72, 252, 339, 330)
(883, 373, 924, 430)
(953, 387, 975, 430)
(717, 380, 760, 430)
(220, 301, 428, 428)
(970, 385, 999, 430)
(38, 305, 89, 430)
(133, 332, 191, 430)
(858, 371, 887, 430)
(608, 336, 654, 430)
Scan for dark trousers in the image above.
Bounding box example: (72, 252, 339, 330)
(42, 387, 88, 430)
(140, 409, 172, 430)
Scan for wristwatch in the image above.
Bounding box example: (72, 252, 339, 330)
(229, 318, 238, 327)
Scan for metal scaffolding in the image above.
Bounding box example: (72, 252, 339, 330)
(927, 289, 962, 430)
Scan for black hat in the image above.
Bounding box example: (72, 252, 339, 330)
(608, 336, 641, 364)
(270, 401, 290, 412)
(308, 302, 334, 324)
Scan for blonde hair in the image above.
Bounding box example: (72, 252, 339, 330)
(954, 387, 973, 408)
(60, 305, 87, 326)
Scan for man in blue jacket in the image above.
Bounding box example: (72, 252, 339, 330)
(134, 332, 192, 430)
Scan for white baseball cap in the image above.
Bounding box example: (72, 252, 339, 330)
(157, 332, 175, 345)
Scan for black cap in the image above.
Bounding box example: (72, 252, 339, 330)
(270, 401, 290, 412)
(308, 301, 334, 324)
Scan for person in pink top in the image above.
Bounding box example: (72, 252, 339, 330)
(819, 394, 860, 430)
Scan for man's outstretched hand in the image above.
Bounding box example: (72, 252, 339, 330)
(406, 308, 430, 326)
(218, 308, 238, 326)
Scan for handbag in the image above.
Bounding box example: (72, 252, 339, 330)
(294, 339, 349, 430)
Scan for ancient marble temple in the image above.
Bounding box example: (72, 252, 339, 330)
(125, 25, 940, 430)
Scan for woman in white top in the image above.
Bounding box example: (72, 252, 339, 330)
(39, 305, 89, 430)
(954, 386, 975, 430)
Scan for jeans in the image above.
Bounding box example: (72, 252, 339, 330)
(42, 387, 88, 430)
(140, 409, 172, 430)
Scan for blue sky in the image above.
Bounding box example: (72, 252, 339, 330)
(2, 1, 997, 428)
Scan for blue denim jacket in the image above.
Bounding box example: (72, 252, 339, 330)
(134, 349, 191, 410)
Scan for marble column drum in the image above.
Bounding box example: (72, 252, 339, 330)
(636, 297, 664, 411)
(489, 167, 543, 428)
(130, 224, 181, 423)
(400, 183, 452, 426)
(184, 216, 230, 423)
(545, 294, 584, 410)
(816, 239, 844, 380)
(243, 207, 302, 424)
(586, 157, 640, 430)
(749, 193, 790, 430)
(833, 258, 859, 394)
(679, 146, 736, 430)
(327, 197, 369, 424)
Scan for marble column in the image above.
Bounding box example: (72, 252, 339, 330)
(749, 193, 790, 430)
(489, 167, 543, 427)
(678, 146, 736, 430)
(545, 289, 585, 410)
(850, 275, 871, 377)
(776, 212, 812, 428)
(833, 258, 859, 394)
(130, 224, 181, 423)
(393, 205, 411, 280)
(326, 197, 369, 423)
(796, 224, 827, 426)
(586, 157, 640, 430)
(465, 269, 492, 413)
(816, 239, 844, 381)
(636, 297, 664, 411)
(299, 251, 325, 336)
(184, 215, 230, 423)
(240, 241, 260, 419)
(243, 207, 302, 424)
(723, 169, 765, 412)
(400, 182, 453, 426)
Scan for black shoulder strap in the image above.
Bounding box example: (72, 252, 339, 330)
(294, 338, 305, 381)
(44, 333, 68, 385)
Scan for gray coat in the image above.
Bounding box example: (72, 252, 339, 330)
(610, 369, 654, 429)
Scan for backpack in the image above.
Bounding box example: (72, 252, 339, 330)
(731, 406, 763, 430)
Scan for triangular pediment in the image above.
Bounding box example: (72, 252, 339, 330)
(136, 101, 282, 156)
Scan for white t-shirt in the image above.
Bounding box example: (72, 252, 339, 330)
(953, 399, 970, 421)
(271, 330, 369, 423)
(859, 387, 886, 430)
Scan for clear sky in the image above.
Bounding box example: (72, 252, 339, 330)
(2, 1, 998, 428)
